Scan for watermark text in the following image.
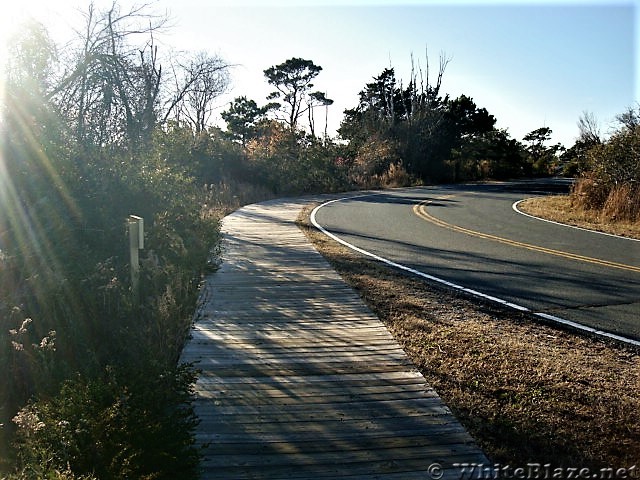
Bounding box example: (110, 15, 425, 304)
(426, 463, 638, 480)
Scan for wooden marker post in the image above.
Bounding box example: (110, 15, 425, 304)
(128, 215, 144, 301)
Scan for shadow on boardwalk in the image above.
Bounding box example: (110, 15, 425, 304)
(180, 198, 488, 480)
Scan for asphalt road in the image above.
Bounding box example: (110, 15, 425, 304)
(312, 180, 640, 343)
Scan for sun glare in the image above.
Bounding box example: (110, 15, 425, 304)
(0, 1, 58, 81)
(0, 13, 13, 86)
(1, 0, 65, 255)
(1, 3, 29, 99)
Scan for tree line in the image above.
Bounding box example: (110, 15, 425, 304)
(219, 55, 565, 190)
(0, 2, 638, 477)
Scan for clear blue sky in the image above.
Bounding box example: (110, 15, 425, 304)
(163, 0, 636, 147)
(5, 0, 638, 147)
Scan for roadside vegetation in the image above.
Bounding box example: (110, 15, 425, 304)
(519, 195, 640, 239)
(0, 2, 637, 477)
(520, 107, 640, 239)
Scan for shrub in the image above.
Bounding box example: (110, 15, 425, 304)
(244, 122, 349, 195)
(353, 161, 419, 189)
(12, 364, 199, 480)
(602, 183, 640, 223)
(353, 135, 401, 177)
(588, 127, 640, 188)
(571, 175, 611, 211)
(571, 121, 640, 222)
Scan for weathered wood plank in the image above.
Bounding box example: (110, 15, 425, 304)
(196, 415, 464, 439)
(200, 432, 480, 456)
(200, 459, 483, 480)
(186, 363, 419, 379)
(199, 445, 485, 468)
(196, 381, 430, 395)
(195, 370, 427, 384)
(184, 351, 411, 363)
(186, 340, 404, 352)
(194, 395, 450, 416)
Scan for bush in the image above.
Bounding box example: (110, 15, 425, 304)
(571, 121, 640, 222)
(244, 122, 350, 195)
(12, 364, 199, 480)
(602, 183, 640, 222)
(377, 162, 417, 188)
(588, 127, 640, 188)
(571, 175, 611, 211)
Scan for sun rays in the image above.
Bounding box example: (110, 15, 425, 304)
(0, 16, 81, 310)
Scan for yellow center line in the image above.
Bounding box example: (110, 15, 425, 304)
(413, 198, 640, 274)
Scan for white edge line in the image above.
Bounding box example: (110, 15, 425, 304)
(513, 199, 640, 242)
(310, 195, 640, 349)
(534, 312, 640, 347)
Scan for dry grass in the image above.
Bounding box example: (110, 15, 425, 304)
(602, 183, 640, 224)
(298, 206, 640, 469)
(519, 195, 640, 239)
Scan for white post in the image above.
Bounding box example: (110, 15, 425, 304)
(128, 215, 144, 299)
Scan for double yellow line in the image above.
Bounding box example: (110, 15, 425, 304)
(413, 198, 640, 274)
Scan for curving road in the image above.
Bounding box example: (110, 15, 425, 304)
(312, 180, 640, 344)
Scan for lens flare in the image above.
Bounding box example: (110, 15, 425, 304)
(0, 2, 81, 293)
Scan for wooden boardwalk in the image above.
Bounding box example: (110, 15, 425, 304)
(180, 198, 488, 479)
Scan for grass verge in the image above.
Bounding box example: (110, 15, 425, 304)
(298, 205, 640, 470)
(518, 195, 640, 240)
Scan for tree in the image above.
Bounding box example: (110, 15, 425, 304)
(307, 91, 333, 138)
(340, 55, 530, 182)
(52, 3, 231, 148)
(358, 68, 398, 124)
(448, 129, 525, 181)
(561, 112, 602, 176)
(221, 96, 269, 146)
(523, 127, 564, 175)
(1, 19, 62, 210)
(52, 2, 168, 150)
(338, 54, 452, 181)
(174, 52, 230, 133)
(615, 104, 640, 131)
(339, 68, 403, 149)
(263, 57, 328, 131)
(444, 95, 496, 138)
(3, 20, 57, 99)
(577, 111, 601, 145)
